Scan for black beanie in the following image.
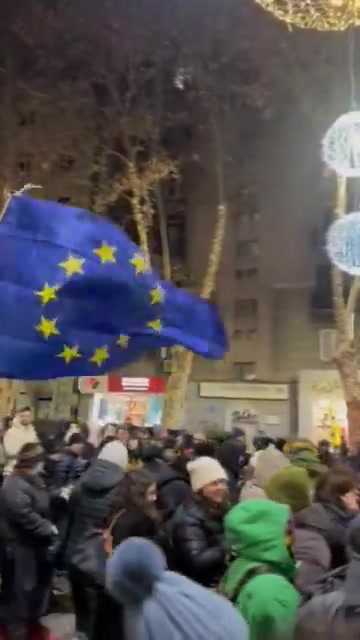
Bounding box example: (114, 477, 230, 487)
(16, 442, 44, 469)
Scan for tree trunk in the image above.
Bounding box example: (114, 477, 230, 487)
(161, 202, 227, 430)
(346, 400, 360, 450)
(332, 177, 360, 449)
(129, 163, 151, 270)
(0, 379, 18, 418)
(160, 347, 194, 430)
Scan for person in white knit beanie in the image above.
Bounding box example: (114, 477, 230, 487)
(187, 456, 228, 493)
(171, 456, 228, 587)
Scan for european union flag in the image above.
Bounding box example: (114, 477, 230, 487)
(0, 194, 227, 379)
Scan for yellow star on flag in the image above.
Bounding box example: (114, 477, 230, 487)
(89, 345, 109, 367)
(57, 344, 81, 364)
(147, 319, 162, 333)
(36, 316, 60, 340)
(93, 242, 117, 264)
(35, 283, 60, 305)
(116, 335, 130, 348)
(130, 253, 147, 275)
(59, 254, 85, 277)
(150, 285, 164, 305)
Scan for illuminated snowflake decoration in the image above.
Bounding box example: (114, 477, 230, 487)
(322, 111, 360, 178)
(253, 0, 360, 31)
(326, 212, 360, 275)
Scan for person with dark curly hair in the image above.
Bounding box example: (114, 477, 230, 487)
(92, 469, 161, 640)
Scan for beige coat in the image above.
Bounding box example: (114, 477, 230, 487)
(3, 418, 39, 476)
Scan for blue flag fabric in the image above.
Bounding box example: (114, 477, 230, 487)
(0, 195, 227, 379)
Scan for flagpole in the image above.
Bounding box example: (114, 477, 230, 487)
(0, 184, 42, 222)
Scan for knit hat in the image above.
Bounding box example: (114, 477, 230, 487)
(283, 439, 318, 456)
(106, 538, 248, 640)
(265, 466, 311, 513)
(290, 449, 326, 478)
(16, 442, 44, 469)
(98, 440, 128, 470)
(187, 456, 228, 492)
(253, 444, 291, 488)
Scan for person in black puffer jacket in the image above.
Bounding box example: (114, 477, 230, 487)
(0, 443, 57, 640)
(66, 441, 128, 640)
(170, 456, 229, 587)
(141, 443, 191, 520)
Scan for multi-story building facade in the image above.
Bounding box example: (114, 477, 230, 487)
(187, 104, 339, 384)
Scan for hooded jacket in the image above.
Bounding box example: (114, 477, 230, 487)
(142, 447, 191, 519)
(65, 458, 125, 563)
(295, 500, 354, 570)
(219, 500, 300, 640)
(296, 515, 360, 630)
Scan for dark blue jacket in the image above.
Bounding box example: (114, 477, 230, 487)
(55, 451, 87, 485)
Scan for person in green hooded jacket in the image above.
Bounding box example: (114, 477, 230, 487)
(219, 499, 300, 640)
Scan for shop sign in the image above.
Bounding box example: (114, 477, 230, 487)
(108, 377, 165, 393)
(199, 382, 289, 401)
(79, 376, 165, 394)
(310, 379, 342, 394)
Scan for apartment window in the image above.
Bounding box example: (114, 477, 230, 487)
(18, 156, 32, 173)
(236, 240, 259, 259)
(18, 111, 36, 126)
(233, 329, 258, 340)
(233, 361, 256, 379)
(235, 267, 259, 280)
(168, 224, 185, 261)
(59, 154, 75, 171)
(234, 298, 258, 318)
(237, 212, 260, 226)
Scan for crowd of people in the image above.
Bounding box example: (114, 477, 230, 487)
(0, 406, 359, 640)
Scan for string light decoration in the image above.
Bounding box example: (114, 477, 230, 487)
(253, 0, 360, 31)
(322, 111, 360, 178)
(326, 211, 360, 275)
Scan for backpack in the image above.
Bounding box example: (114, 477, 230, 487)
(301, 565, 347, 604)
(68, 509, 125, 586)
(219, 563, 284, 604)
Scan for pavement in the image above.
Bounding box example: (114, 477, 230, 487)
(42, 614, 75, 640)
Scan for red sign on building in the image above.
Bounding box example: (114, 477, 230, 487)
(79, 376, 165, 394)
(107, 376, 165, 393)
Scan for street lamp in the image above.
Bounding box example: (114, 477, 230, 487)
(322, 112, 360, 178)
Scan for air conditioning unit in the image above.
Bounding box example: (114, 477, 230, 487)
(319, 329, 337, 362)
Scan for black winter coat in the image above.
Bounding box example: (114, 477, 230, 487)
(65, 458, 124, 564)
(55, 450, 88, 485)
(170, 495, 227, 587)
(144, 458, 191, 519)
(0, 473, 54, 622)
(1, 473, 53, 547)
